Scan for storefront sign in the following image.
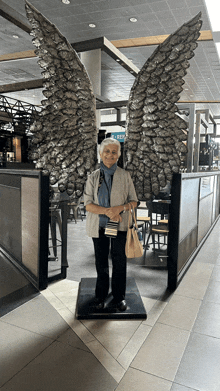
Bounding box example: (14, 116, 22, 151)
(111, 132, 125, 142)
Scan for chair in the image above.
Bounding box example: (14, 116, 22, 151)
(49, 202, 62, 258)
(79, 199, 86, 218)
(136, 216, 151, 245)
(151, 224, 169, 250)
(68, 196, 84, 223)
(145, 201, 170, 252)
(147, 200, 170, 224)
(136, 205, 151, 246)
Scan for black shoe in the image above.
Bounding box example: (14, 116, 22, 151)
(93, 298, 105, 310)
(116, 300, 127, 312)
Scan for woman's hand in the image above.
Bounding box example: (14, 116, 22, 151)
(105, 212, 122, 222)
(86, 202, 137, 221)
(86, 203, 122, 221)
(105, 205, 123, 220)
(105, 206, 123, 222)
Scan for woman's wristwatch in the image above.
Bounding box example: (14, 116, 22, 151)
(120, 205, 126, 215)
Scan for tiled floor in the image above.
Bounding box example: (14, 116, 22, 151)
(1, 218, 220, 390)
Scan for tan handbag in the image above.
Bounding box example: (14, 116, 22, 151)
(125, 204, 143, 259)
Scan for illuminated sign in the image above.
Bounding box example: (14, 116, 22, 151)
(111, 132, 125, 142)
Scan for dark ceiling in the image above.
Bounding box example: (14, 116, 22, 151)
(0, 0, 220, 118)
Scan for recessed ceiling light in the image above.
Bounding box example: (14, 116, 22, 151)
(13, 35, 19, 39)
(62, 0, 70, 4)
(129, 17, 137, 23)
(89, 23, 96, 28)
(116, 58, 120, 62)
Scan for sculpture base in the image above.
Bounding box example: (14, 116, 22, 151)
(76, 277, 147, 320)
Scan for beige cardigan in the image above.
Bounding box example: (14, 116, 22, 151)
(84, 166, 138, 238)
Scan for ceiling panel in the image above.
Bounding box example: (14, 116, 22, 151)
(0, 0, 219, 117)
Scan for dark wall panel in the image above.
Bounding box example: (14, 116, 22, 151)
(0, 170, 49, 290)
(0, 185, 21, 261)
(0, 175, 20, 188)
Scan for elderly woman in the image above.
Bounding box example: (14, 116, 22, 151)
(84, 138, 138, 311)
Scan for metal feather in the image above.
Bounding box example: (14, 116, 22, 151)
(124, 12, 202, 201)
(25, 1, 97, 197)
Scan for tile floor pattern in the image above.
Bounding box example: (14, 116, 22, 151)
(1, 219, 220, 390)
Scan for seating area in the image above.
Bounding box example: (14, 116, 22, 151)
(67, 197, 85, 223)
(49, 203, 62, 259)
(48, 190, 86, 269)
(48, 198, 170, 272)
(137, 200, 170, 257)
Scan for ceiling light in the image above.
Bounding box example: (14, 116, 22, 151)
(216, 42, 220, 62)
(204, 0, 220, 31)
(204, 0, 220, 61)
(129, 17, 137, 23)
(89, 23, 96, 28)
(13, 35, 19, 39)
(116, 59, 120, 62)
(61, 0, 70, 4)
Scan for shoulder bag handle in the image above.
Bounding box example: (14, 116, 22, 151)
(127, 202, 138, 229)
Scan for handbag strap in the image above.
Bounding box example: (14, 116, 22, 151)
(127, 203, 138, 230)
(131, 204, 139, 230)
(127, 203, 132, 228)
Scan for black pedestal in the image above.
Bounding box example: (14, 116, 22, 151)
(76, 277, 147, 320)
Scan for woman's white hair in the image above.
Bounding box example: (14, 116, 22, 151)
(99, 137, 121, 157)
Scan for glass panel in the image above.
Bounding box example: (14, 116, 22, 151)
(179, 178, 200, 242)
(198, 194, 213, 243)
(200, 176, 214, 199)
(0, 185, 21, 260)
(21, 177, 39, 277)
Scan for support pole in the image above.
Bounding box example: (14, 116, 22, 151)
(81, 49, 101, 130)
(187, 104, 196, 172)
(194, 112, 201, 172)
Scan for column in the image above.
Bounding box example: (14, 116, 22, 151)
(81, 49, 101, 129)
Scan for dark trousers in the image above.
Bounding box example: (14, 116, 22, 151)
(92, 229, 127, 302)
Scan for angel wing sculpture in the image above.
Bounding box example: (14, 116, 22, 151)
(124, 12, 202, 201)
(25, 1, 97, 197)
(26, 0, 201, 201)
